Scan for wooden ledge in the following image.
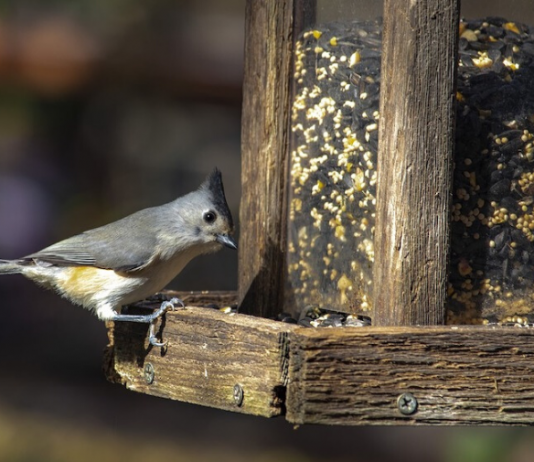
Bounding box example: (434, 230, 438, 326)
(104, 291, 295, 417)
(104, 292, 534, 426)
(287, 325, 534, 426)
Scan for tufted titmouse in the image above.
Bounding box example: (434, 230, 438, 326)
(0, 168, 236, 345)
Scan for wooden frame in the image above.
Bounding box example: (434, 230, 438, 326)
(104, 0, 534, 426)
(374, 0, 458, 325)
(105, 293, 293, 418)
(106, 294, 534, 426)
(238, 0, 295, 318)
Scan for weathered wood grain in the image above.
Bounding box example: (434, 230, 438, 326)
(106, 295, 534, 425)
(238, 0, 294, 318)
(105, 295, 296, 417)
(287, 326, 534, 426)
(373, 0, 459, 325)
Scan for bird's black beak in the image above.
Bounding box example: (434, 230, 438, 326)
(216, 234, 237, 250)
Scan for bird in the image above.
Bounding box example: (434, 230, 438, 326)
(0, 168, 236, 345)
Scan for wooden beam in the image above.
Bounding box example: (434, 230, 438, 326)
(287, 325, 534, 426)
(238, 0, 294, 318)
(105, 294, 296, 417)
(105, 294, 534, 425)
(293, 0, 316, 36)
(373, 0, 459, 325)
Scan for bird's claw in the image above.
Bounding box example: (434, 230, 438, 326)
(148, 322, 166, 347)
(147, 297, 184, 347)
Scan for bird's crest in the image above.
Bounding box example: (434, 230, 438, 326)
(202, 168, 234, 229)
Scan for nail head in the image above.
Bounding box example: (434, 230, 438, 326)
(233, 384, 244, 406)
(144, 363, 155, 385)
(397, 392, 418, 416)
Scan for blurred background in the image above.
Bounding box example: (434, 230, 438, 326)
(0, 1, 533, 461)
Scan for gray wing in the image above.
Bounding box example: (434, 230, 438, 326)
(25, 208, 161, 272)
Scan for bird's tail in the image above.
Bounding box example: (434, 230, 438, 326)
(0, 259, 23, 274)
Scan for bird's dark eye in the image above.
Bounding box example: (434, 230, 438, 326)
(203, 210, 217, 223)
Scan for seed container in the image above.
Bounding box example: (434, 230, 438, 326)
(287, 2, 382, 316)
(450, 13, 534, 324)
(286, 2, 534, 323)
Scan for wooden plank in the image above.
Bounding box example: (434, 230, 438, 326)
(373, 0, 459, 325)
(238, 0, 294, 318)
(293, 0, 316, 37)
(286, 326, 534, 426)
(106, 296, 534, 425)
(104, 294, 297, 417)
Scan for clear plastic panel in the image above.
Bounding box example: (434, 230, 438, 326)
(288, 0, 534, 325)
(288, 1, 383, 318)
(449, 4, 534, 324)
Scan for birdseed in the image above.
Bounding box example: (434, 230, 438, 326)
(288, 17, 534, 324)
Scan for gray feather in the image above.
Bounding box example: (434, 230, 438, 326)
(24, 207, 162, 272)
(0, 260, 23, 274)
(15, 169, 233, 274)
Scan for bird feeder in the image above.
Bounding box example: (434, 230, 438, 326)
(105, 0, 534, 426)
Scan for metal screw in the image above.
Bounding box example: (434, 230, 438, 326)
(144, 363, 155, 385)
(233, 384, 244, 407)
(397, 392, 418, 415)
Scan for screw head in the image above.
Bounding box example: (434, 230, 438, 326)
(397, 392, 418, 415)
(233, 384, 244, 407)
(144, 363, 155, 385)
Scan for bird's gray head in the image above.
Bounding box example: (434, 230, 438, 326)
(168, 168, 236, 254)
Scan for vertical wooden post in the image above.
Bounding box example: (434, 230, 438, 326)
(373, 0, 459, 326)
(238, 0, 295, 317)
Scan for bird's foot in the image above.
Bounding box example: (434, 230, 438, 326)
(111, 297, 184, 347)
(147, 297, 184, 322)
(147, 298, 184, 347)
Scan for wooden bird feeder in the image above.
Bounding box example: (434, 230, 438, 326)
(104, 0, 534, 425)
